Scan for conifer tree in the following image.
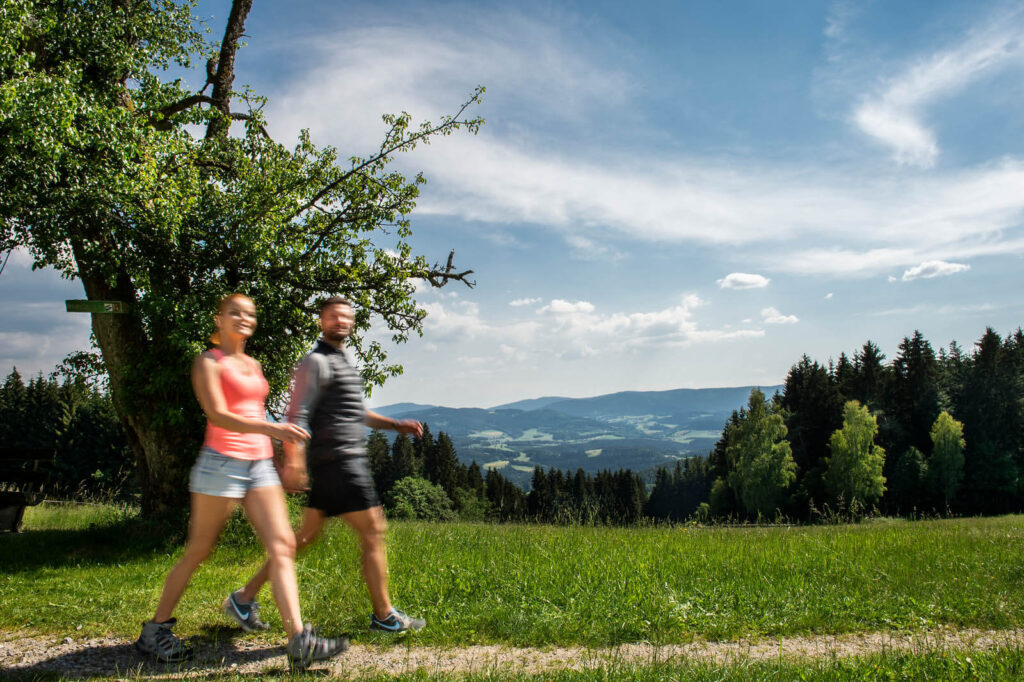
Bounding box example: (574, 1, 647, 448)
(366, 430, 391, 494)
(886, 447, 927, 514)
(390, 433, 420, 485)
(433, 431, 460, 497)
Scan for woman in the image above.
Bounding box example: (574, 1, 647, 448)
(136, 293, 347, 668)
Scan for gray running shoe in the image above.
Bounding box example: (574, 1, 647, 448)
(135, 618, 193, 662)
(369, 608, 426, 632)
(286, 623, 348, 669)
(222, 590, 270, 632)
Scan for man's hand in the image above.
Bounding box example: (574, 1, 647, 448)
(280, 462, 309, 493)
(394, 419, 423, 438)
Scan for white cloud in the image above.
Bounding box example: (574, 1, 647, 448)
(539, 299, 596, 315)
(853, 10, 1024, 167)
(761, 307, 799, 324)
(824, 1, 858, 43)
(420, 299, 489, 340)
(565, 234, 622, 261)
(718, 273, 771, 290)
(263, 5, 1024, 280)
(894, 260, 971, 282)
(420, 294, 763, 363)
(870, 302, 996, 317)
(508, 297, 541, 307)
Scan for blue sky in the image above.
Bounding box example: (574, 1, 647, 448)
(3, 0, 1024, 408)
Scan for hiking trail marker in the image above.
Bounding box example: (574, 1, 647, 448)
(65, 300, 128, 314)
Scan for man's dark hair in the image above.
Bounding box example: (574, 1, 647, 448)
(320, 296, 353, 313)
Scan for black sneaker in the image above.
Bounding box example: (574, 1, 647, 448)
(136, 618, 193, 662)
(222, 589, 270, 632)
(286, 623, 348, 669)
(369, 608, 426, 632)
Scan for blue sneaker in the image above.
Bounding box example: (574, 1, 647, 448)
(369, 608, 425, 632)
(222, 589, 270, 632)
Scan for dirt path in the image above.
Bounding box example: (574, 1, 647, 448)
(3, 627, 1024, 678)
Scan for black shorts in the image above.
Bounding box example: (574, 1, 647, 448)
(306, 456, 380, 517)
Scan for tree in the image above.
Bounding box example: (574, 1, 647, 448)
(0, 368, 133, 498)
(850, 342, 889, 411)
(824, 401, 886, 510)
(646, 457, 713, 522)
(888, 331, 940, 456)
(782, 355, 843, 474)
(385, 476, 454, 521)
(390, 433, 420, 483)
(927, 411, 965, 509)
(953, 329, 1022, 513)
(0, 1, 483, 512)
(782, 355, 844, 517)
(725, 388, 797, 519)
(886, 446, 927, 514)
(430, 431, 460, 497)
(484, 468, 527, 521)
(366, 429, 391, 493)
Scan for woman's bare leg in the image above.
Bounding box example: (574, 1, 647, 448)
(242, 485, 303, 638)
(153, 493, 236, 622)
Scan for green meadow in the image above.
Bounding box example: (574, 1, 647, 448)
(3, 503, 1024, 649)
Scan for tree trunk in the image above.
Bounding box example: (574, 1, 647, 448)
(72, 240, 197, 514)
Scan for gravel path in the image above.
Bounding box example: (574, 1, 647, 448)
(3, 627, 1023, 678)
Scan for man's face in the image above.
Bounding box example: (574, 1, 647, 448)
(320, 303, 355, 343)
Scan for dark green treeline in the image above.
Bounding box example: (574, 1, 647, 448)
(367, 424, 648, 524)
(647, 326, 1024, 522)
(0, 369, 134, 498)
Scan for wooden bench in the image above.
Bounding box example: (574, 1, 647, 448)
(0, 448, 56, 533)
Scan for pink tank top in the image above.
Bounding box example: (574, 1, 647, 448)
(202, 349, 273, 461)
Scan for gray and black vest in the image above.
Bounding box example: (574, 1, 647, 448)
(307, 340, 366, 465)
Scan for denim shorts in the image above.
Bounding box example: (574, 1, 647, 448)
(188, 446, 281, 498)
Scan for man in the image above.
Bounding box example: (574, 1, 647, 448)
(223, 296, 427, 634)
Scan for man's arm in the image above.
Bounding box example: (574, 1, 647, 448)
(280, 355, 324, 492)
(365, 410, 424, 438)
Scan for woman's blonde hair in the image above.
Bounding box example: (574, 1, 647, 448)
(210, 293, 255, 346)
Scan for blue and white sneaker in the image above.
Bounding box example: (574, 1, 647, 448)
(369, 608, 425, 632)
(222, 589, 270, 632)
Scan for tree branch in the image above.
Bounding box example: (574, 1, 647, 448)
(205, 0, 254, 139)
(285, 88, 484, 223)
(416, 250, 475, 288)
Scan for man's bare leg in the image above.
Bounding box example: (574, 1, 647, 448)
(340, 506, 392, 618)
(238, 507, 327, 603)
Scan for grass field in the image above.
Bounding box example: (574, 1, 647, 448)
(4, 504, 1024, 679)
(3, 503, 1024, 647)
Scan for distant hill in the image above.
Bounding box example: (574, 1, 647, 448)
(374, 385, 781, 488)
(489, 396, 572, 411)
(370, 402, 437, 418)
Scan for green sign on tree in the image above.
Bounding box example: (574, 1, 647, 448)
(65, 300, 128, 314)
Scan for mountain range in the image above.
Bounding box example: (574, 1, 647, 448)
(375, 385, 782, 488)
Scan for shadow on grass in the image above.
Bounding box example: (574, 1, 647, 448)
(2, 628, 297, 681)
(0, 513, 188, 573)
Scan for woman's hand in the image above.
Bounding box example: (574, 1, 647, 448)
(267, 422, 310, 444)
